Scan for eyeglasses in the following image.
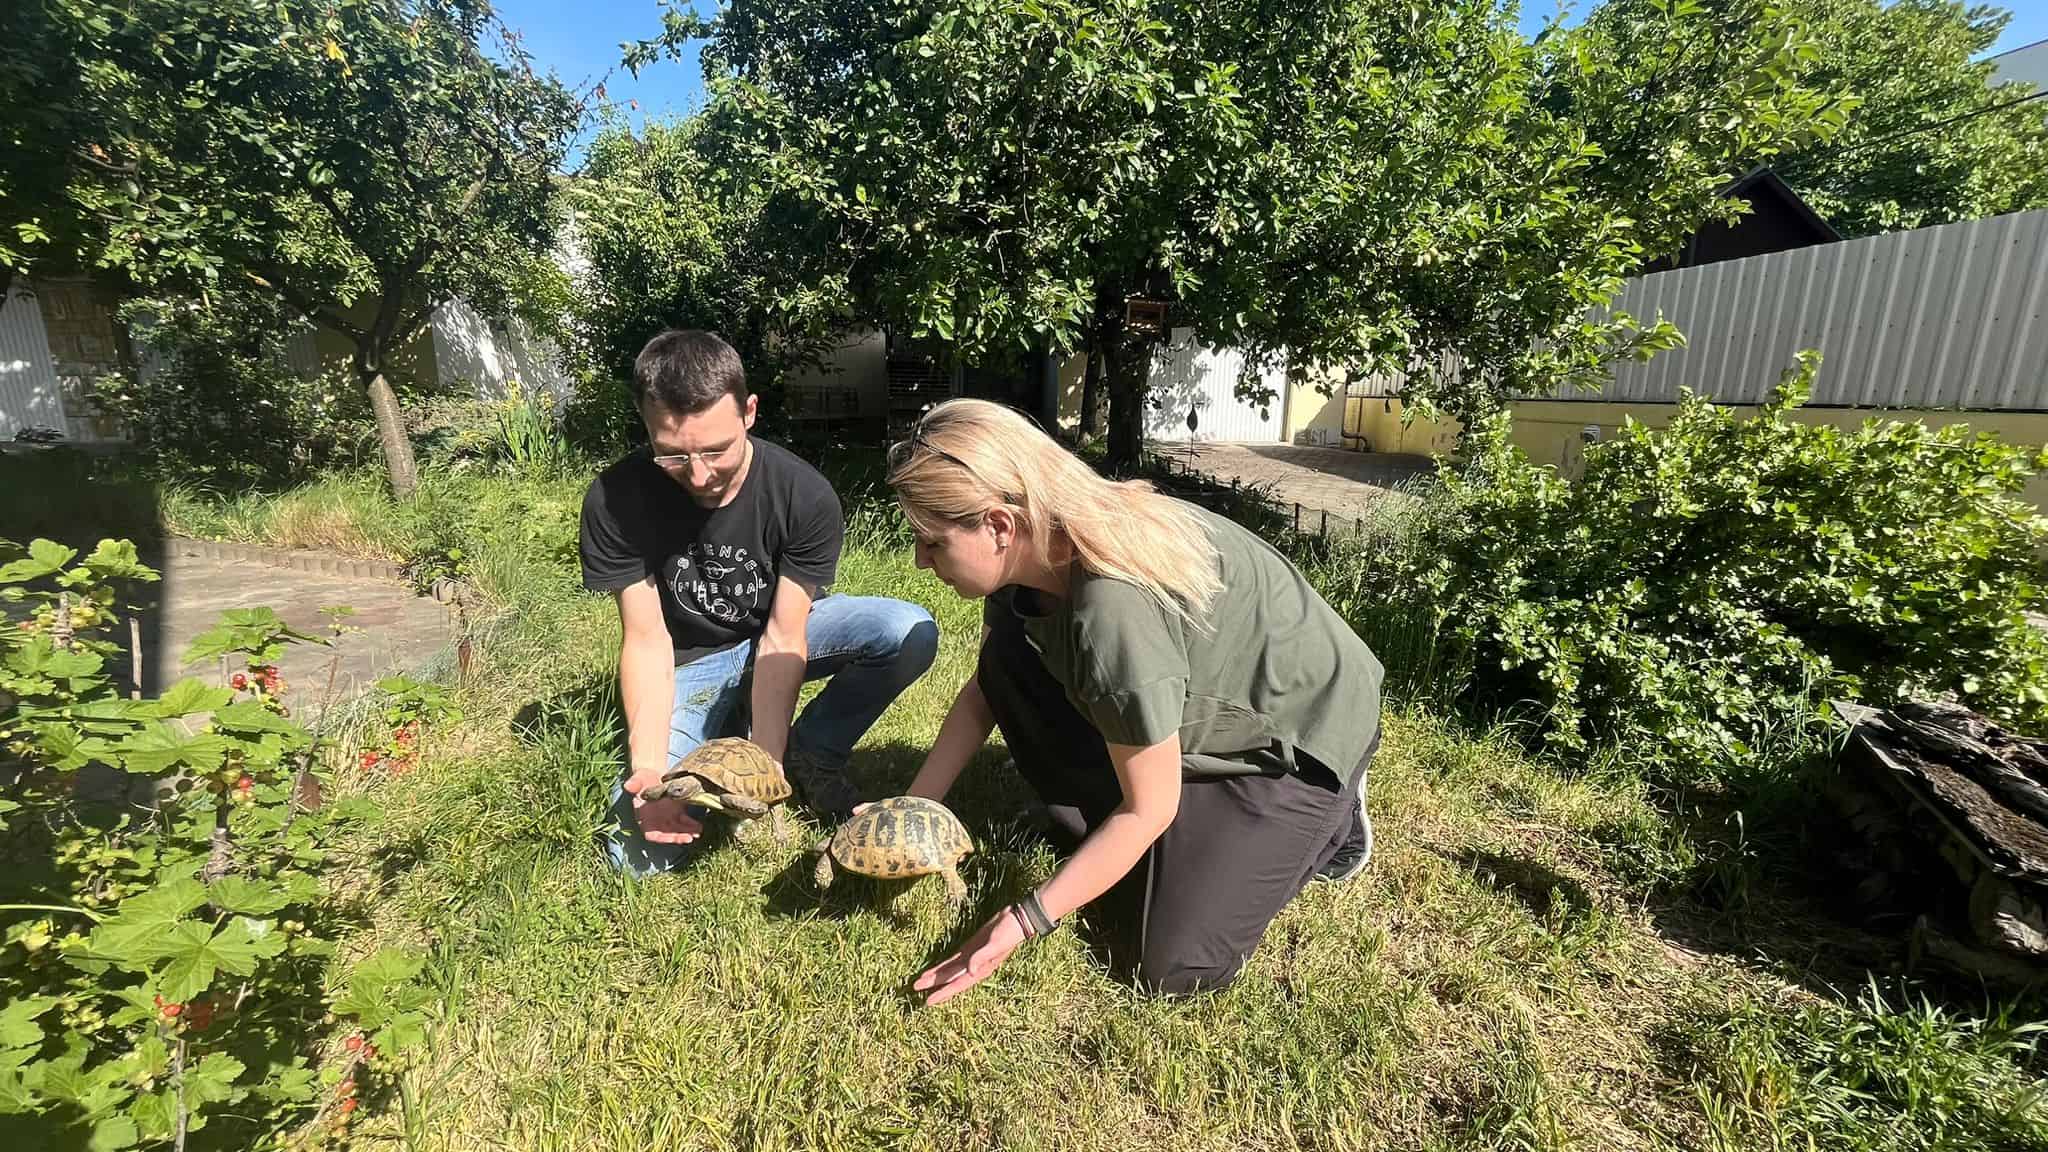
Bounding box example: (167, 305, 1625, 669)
(887, 421, 975, 475)
(651, 439, 745, 469)
(889, 418, 1028, 508)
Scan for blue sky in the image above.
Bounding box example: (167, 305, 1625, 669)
(491, 0, 2048, 168)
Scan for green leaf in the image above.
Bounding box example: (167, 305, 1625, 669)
(158, 918, 286, 1001)
(208, 876, 288, 915)
(127, 1090, 177, 1141)
(33, 1049, 129, 1116)
(117, 722, 232, 774)
(84, 876, 209, 965)
(375, 1013, 430, 1055)
(0, 539, 77, 582)
(0, 1067, 36, 1114)
(79, 539, 158, 583)
(350, 946, 425, 990)
(0, 997, 56, 1049)
(90, 1114, 138, 1152)
(209, 700, 307, 739)
(186, 1052, 244, 1107)
(150, 678, 235, 718)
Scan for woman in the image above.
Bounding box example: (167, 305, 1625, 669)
(887, 399, 1383, 1005)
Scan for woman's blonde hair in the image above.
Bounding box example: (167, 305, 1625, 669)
(886, 399, 1222, 623)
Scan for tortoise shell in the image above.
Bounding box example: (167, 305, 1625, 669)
(825, 795, 972, 878)
(668, 737, 792, 805)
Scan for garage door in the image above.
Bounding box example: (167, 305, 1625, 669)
(1143, 328, 1288, 443)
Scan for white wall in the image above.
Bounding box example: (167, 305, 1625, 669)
(428, 299, 573, 407)
(1143, 328, 1290, 443)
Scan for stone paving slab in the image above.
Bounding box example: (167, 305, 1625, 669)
(1160, 442, 1438, 531)
(123, 540, 457, 717)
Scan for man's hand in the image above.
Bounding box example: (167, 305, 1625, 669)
(624, 769, 702, 845)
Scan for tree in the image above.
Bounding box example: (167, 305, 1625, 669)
(648, 0, 1840, 468)
(12, 0, 580, 495)
(1767, 0, 2048, 237)
(567, 114, 848, 417)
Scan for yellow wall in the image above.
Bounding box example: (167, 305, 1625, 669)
(1283, 366, 1347, 444)
(1342, 395, 1464, 457)
(1360, 398, 2048, 514)
(1055, 351, 1087, 429)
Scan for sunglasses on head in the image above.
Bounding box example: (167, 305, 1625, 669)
(888, 415, 1028, 507)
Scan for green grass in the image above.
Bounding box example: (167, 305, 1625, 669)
(133, 458, 2048, 1151)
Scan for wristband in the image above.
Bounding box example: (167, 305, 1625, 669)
(1020, 889, 1058, 937)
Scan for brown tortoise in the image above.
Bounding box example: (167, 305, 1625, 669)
(813, 795, 973, 906)
(641, 738, 793, 840)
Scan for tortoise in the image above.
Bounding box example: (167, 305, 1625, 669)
(813, 795, 973, 906)
(641, 738, 794, 840)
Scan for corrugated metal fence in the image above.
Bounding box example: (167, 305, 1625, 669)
(0, 286, 66, 441)
(1343, 208, 2048, 411)
(1591, 207, 2048, 409)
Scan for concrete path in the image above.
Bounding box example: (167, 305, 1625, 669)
(124, 540, 457, 717)
(1160, 442, 1437, 531)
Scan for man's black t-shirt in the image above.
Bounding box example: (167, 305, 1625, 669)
(578, 438, 844, 665)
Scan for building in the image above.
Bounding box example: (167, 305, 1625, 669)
(1640, 168, 1842, 273)
(1989, 37, 2048, 92)
(0, 278, 571, 444)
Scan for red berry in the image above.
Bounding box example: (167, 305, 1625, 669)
(231, 673, 248, 690)
(360, 752, 380, 769)
(338, 1079, 357, 1098)
(362, 1044, 378, 1060)
(236, 775, 253, 792)
(159, 1000, 183, 1019)
(337, 1097, 358, 1116)
(344, 1035, 363, 1053)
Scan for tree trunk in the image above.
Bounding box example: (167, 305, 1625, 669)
(1103, 322, 1149, 474)
(363, 362, 418, 497)
(1078, 343, 1104, 443)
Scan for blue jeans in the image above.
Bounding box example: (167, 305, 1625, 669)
(604, 594, 939, 876)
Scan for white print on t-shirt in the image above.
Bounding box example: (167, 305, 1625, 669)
(668, 543, 768, 625)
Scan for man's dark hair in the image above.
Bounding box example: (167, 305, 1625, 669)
(633, 329, 748, 414)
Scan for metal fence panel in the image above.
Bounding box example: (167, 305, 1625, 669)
(1576, 208, 2048, 409)
(0, 287, 66, 441)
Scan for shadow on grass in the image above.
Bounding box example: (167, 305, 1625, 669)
(1446, 846, 1598, 933)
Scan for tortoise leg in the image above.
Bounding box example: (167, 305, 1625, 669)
(941, 867, 967, 909)
(812, 847, 836, 892)
(770, 805, 788, 843)
(722, 794, 770, 818)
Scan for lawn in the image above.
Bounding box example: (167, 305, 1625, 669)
(12, 448, 2044, 1152)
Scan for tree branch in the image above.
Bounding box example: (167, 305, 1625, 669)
(245, 268, 365, 342)
(308, 184, 355, 240)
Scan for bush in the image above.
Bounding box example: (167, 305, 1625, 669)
(411, 380, 569, 476)
(1407, 353, 2048, 783)
(96, 294, 373, 488)
(0, 537, 427, 1148)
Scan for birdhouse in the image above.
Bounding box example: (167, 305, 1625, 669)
(1124, 297, 1169, 337)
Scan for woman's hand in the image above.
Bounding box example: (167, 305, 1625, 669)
(913, 905, 1028, 1006)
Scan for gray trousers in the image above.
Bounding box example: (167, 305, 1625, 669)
(977, 613, 1371, 995)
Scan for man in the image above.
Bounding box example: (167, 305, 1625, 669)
(579, 329, 939, 875)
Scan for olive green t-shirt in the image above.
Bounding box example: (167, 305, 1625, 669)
(984, 502, 1383, 785)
